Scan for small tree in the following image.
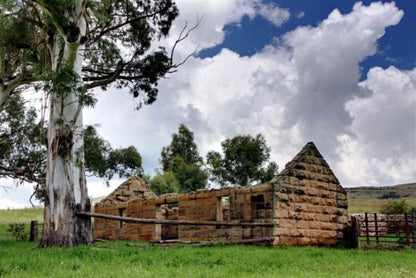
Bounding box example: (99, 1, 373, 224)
(206, 134, 278, 186)
(161, 124, 203, 171)
(148, 170, 180, 195)
(159, 124, 207, 193)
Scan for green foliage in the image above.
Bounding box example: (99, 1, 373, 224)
(169, 156, 208, 193)
(0, 103, 143, 200)
(107, 146, 144, 179)
(158, 124, 207, 193)
(148, 171, 180, 195)
(7, 223, 27, 241)
(0, 94, 46, 186)
(84, 0, 179, 106)
(206, 134, 278, 186)
(1, 0, 180, 110)
(380, 200, 412, 214)
(259, 161, 279, 184)
(161, 124, 202, 171)
(83, 126, 144, 180)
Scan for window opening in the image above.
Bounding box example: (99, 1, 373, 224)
(217, 196, 230, 221)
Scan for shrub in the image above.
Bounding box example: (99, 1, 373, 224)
(7, 223, 27, 241)
(378, 191, 400, 199)
(379, 200, 411, 214)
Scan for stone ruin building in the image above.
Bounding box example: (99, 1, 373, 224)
(94, 142, 348, 246)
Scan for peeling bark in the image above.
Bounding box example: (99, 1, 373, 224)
(40, 0, 92, 247)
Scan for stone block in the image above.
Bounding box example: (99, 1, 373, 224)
(279, 219, 297, 228)
(275, 227, 290, 236)
(296, 220, 310, 229)
(275, 209, 289, 218)
(288, 228, 306, 237)
(337, 200, 348, 208)
(307, 188, 318, 197)
(276, 192, 289, 202)
(314, 214, 332, 222)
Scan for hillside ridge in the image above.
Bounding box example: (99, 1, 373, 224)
(345, 182, 416, 200)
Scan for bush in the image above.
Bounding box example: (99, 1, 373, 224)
(378, 191, 400, 199)
(379, 200, 411, 214)
(7, 223, 27, 241)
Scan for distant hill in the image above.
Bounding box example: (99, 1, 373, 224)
(345, 182, 416, 200)
(345, 182, 416, 214)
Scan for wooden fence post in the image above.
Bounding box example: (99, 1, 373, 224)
(374, 213, 379, 245)
(365, 213, 369, 246)
(404, 213, 410, 247)
(412, 213, 416, 249)
(351, 216, 360, 249)
(29, 220, 38, 242)
(356, 217, 361, 249)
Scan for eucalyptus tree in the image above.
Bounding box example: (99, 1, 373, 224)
(0, 0, 182, 247)
(161, 124, 203, 171)
(159, 124, 207, 193)
(206, 134, 278, 186)
(0, 96, 144, 204)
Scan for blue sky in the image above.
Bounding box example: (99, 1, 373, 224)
(1, 0, 415, 208)
(198, 0, 415, 78)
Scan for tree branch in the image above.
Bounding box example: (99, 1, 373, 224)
(168, 15, 203, 71)
(90, 8, 171, 44)
(83, 62, 125, 90)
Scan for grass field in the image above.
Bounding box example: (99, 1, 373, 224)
(0, 208, 43, 241)
(348, 198, 416, 214)
(346, 182, 416, 214)
(1, 208, 415, 277)
(0, 240, 415, 278)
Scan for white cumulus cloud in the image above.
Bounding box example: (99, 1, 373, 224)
(84, 1, 412, 191)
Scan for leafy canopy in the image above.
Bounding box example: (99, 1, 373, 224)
(150, 124, 207, 194)
(206, 134, 278, 186)
(0, 0, 180, 109)
(161, 124, 203, 171)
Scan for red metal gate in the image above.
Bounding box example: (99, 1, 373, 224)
(351, 213, 416, 249)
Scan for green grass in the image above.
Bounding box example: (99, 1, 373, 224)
(0, 208, 43, 224)
(0, 208, 43, 241)
(0, 208, 415, 277)
(0, 241, 415, 277)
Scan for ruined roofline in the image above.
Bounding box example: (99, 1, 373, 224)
(157, 182, 272, 197)
(271, 141, 341, 185)
(98, 141, 343, 206)
(96, 176, 156, 206)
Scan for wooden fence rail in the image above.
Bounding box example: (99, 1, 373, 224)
(29, 213, 274, 243)
(76, 211, 274, 227)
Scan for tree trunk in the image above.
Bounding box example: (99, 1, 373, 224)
(40, 1, 92, 247)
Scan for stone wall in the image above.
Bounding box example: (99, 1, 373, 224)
(94, 142, 348, 246)
(271, 142, 348, 246)
(94, 185, 274, 242)
(97, 176, 156, 206)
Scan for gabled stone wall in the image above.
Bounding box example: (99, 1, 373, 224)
(271, 142, 348, 246)
(94, 142, 348, 246)
(97, 176, 155, 206)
